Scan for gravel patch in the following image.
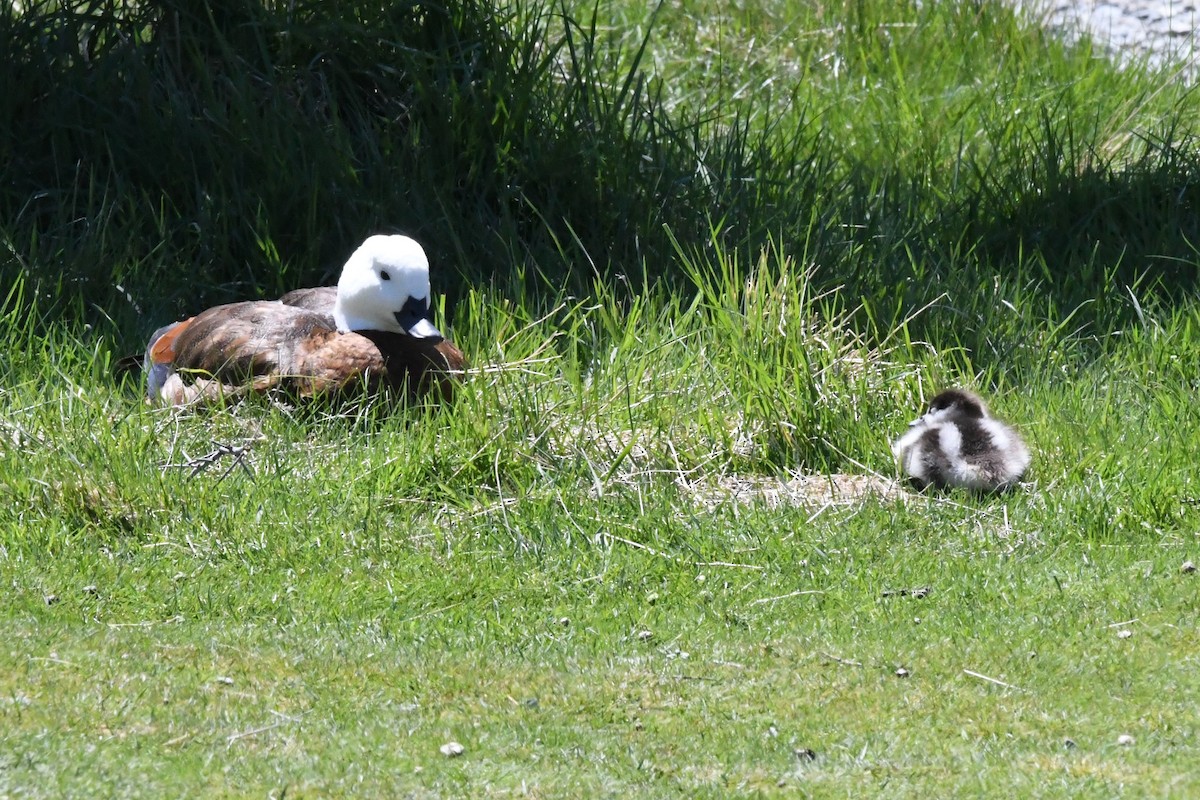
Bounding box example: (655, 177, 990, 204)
(1020, 0, 1200, 76)
(685, 471, 902, 510)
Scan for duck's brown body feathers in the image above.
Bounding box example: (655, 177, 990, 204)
(279, 286, 338, 312)
(148, 300, 464, 406)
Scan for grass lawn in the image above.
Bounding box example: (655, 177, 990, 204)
(2, 0, 1199, 796)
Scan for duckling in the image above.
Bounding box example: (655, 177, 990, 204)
(891, 388, 1031, 492)
(145, 234, 465, 405)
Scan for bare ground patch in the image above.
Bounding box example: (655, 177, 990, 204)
(680, 470, 902, 510)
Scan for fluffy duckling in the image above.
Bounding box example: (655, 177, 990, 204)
(891, 388, 1031, 492)
(145, 234, 465, 405)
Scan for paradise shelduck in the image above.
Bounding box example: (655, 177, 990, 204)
(891, 388, 1031, 492)
(145, 234, 465, 406)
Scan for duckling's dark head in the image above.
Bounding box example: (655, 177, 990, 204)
(926, 388, 987, 419)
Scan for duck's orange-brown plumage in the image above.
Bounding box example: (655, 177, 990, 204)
(147, 301, 464, 405)
(145, 235, 465, 406)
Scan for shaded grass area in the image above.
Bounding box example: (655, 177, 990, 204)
(2, 0, 1199, 349)
(1, 0, 792, 323)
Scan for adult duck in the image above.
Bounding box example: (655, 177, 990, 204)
(145, 234, 465, 405)
(891, 388, 1031, 493)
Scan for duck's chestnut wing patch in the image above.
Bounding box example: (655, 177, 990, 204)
(300, 331, 466, 401)
(159, 302, 339, 397)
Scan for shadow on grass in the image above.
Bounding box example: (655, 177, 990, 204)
(0, 0, 821, 341)
(823, 121, 1200, 370)
(1, 0, 1198, 363)
(967, 127, 1200, 300)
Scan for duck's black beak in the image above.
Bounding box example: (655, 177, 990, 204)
(394, 297, 444, 342)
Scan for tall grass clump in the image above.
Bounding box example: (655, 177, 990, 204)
(5, 0, 1200, 368)
(578, 0, 1200, 349)
(0, 0, 806, 338)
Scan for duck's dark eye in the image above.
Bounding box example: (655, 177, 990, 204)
(380, 270, 391, 281)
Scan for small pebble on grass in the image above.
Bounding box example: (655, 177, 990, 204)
(1117, 734, 1135, 746)
(1182, 560, 1196, 574)
(1117, 629, 1133, 639)
(440, 741, 465, 758)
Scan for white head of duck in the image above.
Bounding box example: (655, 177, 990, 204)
(333, 234, 443, 340)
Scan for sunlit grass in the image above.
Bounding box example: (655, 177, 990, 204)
(3, 254, 1200, 795)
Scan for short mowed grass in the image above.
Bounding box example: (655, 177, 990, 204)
(2, 0, 1200, 796)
